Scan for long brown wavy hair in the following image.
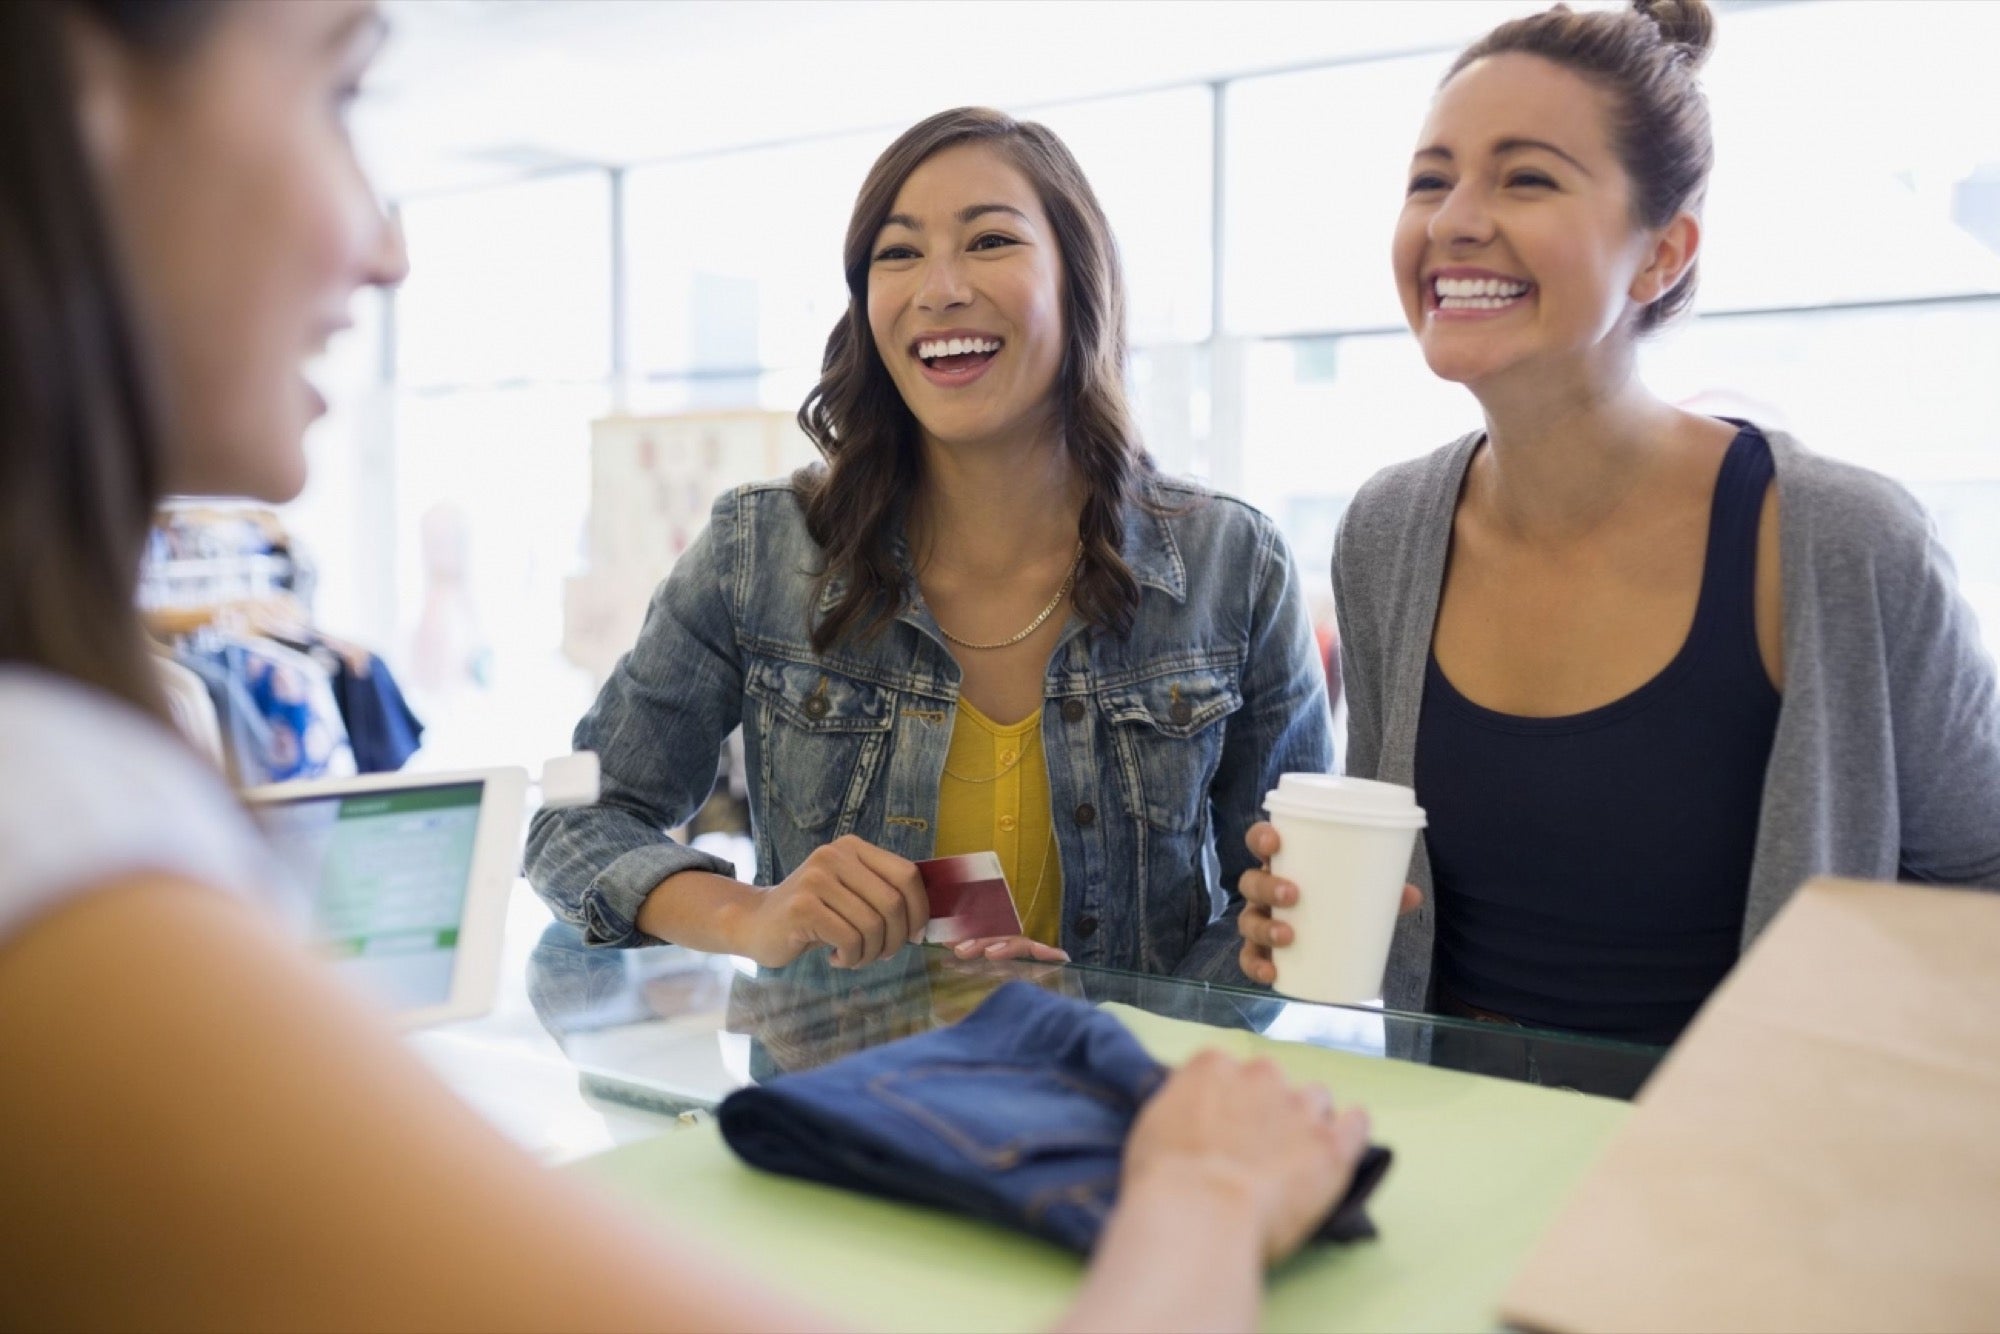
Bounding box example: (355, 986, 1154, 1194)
(796, 106, 1158, 653)
(0, 0, 218, 723)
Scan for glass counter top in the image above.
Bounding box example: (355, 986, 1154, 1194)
(520, 911, 1666, 1120)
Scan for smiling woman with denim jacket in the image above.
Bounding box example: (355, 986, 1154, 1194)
(527, 108, 1331, 985)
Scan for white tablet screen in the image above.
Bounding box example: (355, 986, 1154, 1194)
(255, 781, 485, 1011)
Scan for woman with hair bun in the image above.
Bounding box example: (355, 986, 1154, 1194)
(1239, 0, 2000, 1046)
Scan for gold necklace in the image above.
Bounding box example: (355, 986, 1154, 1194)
(934, 544, 1084, 651)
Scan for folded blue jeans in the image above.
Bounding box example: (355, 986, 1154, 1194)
(717, 980, 1392, 1253)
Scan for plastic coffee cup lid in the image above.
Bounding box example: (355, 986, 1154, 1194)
(1262, 773, 1427, 829)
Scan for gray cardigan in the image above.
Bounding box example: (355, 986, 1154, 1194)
(1335, 427, 2000, 1015)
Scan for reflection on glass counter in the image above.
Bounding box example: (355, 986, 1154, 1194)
(524, 919, 1665, 1115)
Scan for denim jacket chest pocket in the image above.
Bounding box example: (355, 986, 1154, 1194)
(745, 657, 894, 832)
(1100, 666, 1244, 833)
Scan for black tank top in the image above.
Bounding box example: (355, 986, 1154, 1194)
(1415, 425, 1780, 1045)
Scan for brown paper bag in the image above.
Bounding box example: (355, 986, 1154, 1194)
(1500, 877, 2000, 1334)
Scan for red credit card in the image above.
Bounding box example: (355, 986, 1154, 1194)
(917, 852, 1023, 944)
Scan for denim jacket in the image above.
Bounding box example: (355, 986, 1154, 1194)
(525, 473, 1333, 984)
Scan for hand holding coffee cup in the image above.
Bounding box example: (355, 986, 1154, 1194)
(1238, 776, 1426, 1003)
(1238, 836, 1423, 988)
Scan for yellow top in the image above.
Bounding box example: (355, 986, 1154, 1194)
(932, 699, 1064, 948)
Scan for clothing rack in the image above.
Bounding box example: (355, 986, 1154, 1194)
(139, 553, 293, 616)
(141, 501, 310, 622)
(140, 505, 422, 781)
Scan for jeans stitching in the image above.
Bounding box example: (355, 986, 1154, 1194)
(867, 1063, 1129, 1169)
(1023, 1173, 1119, 1229)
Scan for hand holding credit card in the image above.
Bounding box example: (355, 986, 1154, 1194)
(916, 852, 1024, 944)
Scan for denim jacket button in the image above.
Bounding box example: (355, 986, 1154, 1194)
(1168, 699, 1194, 726)
(803, 694, 830, 720)
(1074, 802, 1097, 827)
(1076, 914, 1100, 938)
(1061, 698, 1086, 724)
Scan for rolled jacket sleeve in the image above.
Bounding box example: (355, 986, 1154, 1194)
(525, 498, 747, 947)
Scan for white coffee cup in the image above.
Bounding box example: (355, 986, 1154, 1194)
(1261, 774, 1426, 1005)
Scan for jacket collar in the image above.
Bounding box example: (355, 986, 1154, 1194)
(1122, 478, 1187, 604)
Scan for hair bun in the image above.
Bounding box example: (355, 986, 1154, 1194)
(1634, 0, 1717, 66)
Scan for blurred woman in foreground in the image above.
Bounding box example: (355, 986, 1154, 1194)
(0, 1, 1367, 1327)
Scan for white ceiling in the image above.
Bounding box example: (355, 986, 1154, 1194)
(357, 0, 1547, 198)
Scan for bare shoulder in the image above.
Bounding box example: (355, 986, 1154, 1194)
(1681, 410, 1744, 455)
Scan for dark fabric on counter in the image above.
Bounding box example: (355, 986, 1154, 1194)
(718, 981, 1391, 1254)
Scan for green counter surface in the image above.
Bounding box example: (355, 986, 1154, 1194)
(570, 1004, 1628, 1332)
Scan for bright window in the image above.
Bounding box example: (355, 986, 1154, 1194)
(1222, 52, 1451, 337)
(396, 173, 613, 388)
(1698, 1, 2000, 312)
(391, 383, 606, 770)
(624, 132, 882, 381)
(1030, 86, 1216, 346)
